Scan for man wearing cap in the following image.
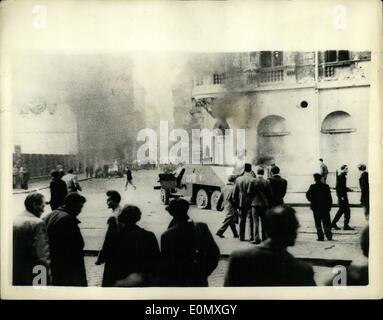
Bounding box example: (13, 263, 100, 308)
(331, 165, 354, 230)
(358, 164, 369, 220)
(233, 163, 254, 242)
(216, 175, 239, 239)
(224, 205, 315, 286)
(44, 192, 87, 286)
(160, 198, 220, 286)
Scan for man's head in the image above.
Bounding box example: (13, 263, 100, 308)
(166, 198, 190, 221)
(313, 173, 322, 182)
(68, 169, 74, 174)
(270, 166, 280, 175)
(244, 163, 252, 173)
(319, 158, 323, 163)
(358, 164, 367, 172)
(106, 190, 121, 209)
(361, 225, 369, 258)
(340, 165, 348, 175)
(228, 175, 236, 183)
(256, 168, 265, 176)
(119, 205, 141, 226)
(51, 170, 60, 179)
(63, 192, 86, 216)
(264, 205, 299, 247)
(24, 193, 45, 217)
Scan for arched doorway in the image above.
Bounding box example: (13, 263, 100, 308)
(320, 111, 356, 185)
(256, 115, 290, 166)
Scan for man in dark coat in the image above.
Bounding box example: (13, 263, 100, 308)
(216, 175, 239, 238)
(224, 205, 315, 287)
(331, 165, 354, 230)
(233, 163, 254, 241)
(358, 164, 369, 220)
(95, 190, 122, 286)
(248, 168, 272, 244)
(43, 193, 87, 286)
(306, 173, 333, 241)
(48, 170, 68, 211)
(268, 166, 288, 208)
(97, 205, 160, 287)
(160, 199, 220, 287)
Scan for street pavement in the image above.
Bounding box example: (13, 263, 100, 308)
(11, 169, 368, 287)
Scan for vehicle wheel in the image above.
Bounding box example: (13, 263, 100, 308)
(210, 190, 221, 211)
(196, 189, 209, 209)
(161, 188, 170, 205)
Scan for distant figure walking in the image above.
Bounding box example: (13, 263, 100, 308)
(306, 173, 333, 241)
(358, 164, 369, 220)
(62, 169, 82, 193)
(248, 168, 272, 244)
(13, 193, 51, 285)
(233, 163, 254, 242)
(19, 166, 29, 190)
(125, 166, 136, 190)
(160, 199, 220, 287)
(48, 170, 68, 211)
(224, 205, 315, 287)
(43, 193, 87, 286)
(216, 175, 239, 239)
(85, 166, 90, 178)
(268, 166, 287, 208)
(331, 165, 354, 230)
(319, 158, 329, 183)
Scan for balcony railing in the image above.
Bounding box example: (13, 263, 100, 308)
(259, 68, 284, 83)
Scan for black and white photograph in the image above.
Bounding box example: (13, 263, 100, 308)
(1, 0, 382, 300)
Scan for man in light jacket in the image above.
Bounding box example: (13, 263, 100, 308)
(13, 193, 51, 285)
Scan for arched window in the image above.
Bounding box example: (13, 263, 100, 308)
(321, 111, 356, 134)
(257, 115, 290, 137)
(257, 115, 290, 165)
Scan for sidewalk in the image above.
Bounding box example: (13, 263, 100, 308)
(12, 173, 90, 195)
(13, 174, 363, 206)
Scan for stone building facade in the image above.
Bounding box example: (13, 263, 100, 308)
(176, 51, 371, 190)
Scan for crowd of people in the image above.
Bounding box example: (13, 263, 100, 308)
(12, 159, 369, 287)
(216, 160, 369, 244)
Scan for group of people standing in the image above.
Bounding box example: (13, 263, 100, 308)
(216, 160, 370, 244)
(12, 165, 29, 189)
(306, 160, 369, 242)
(49, 168, 82, 211)
(13, 190, 220, 287)
(216, 163, 287, 244)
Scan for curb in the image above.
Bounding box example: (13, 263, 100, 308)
(83, 250, 351, 268)
(12, 177, 92, 195)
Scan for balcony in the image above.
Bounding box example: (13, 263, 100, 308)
(319, 59, 370, 84)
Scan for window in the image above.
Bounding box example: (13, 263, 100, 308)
(324, 50, 350, 63)
(213, 73, 225, 85)
(249, 52, 257, 62)
(260, 51, 283, 68)
(195, 78, 204, 86)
